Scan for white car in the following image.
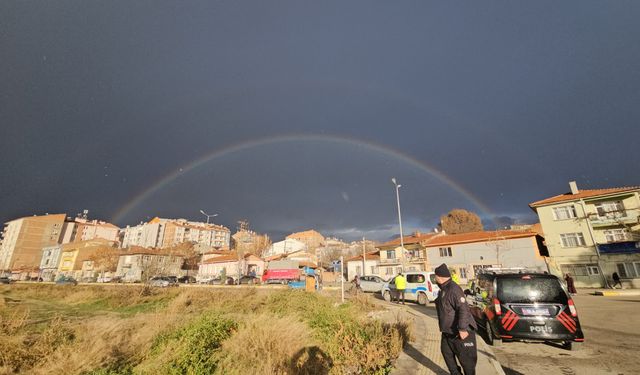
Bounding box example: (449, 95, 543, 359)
(359, 276, 387, 293)
(381, 271, 440, 305)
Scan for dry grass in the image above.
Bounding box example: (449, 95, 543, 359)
(0, 285, 406, 375)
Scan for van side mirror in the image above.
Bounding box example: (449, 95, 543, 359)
(463, 289, 473, 296)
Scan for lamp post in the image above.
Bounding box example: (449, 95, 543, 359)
(391, 178, 405, 271)
(199, 210, 218, 225)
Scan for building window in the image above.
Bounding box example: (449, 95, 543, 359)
(459, 267, 467, 279)
(396, 267, 403, 274)
(604, 229, 630, 243)
(560, 233, 586, 248)
(387, 250, 396, 259)
(356, 266, 361, 276)
(370, 266, 376, 274)
(385, 267, 394, 276)
(616, 263, 640, 278)
(439, 247, 452, 257)
(595, 201, 625, 218)
(553, 205, 577, 220)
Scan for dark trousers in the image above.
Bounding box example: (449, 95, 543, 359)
(440, 331, 477, 375)
(395, 289, 405, 304)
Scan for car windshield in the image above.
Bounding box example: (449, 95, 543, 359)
(497, 277, 568, 303)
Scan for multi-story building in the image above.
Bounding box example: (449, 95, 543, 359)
(0, 214, 66, 275)
(115, 249, 184, 282)
(60, 217, 120, 244)
(530, 182, 640, 288)
(121, 217, 230, 250)
(40, 244, 63, 281)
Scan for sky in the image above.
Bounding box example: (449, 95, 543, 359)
(2, 1, 639, 242)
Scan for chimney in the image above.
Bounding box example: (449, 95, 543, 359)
(569, 181, 579, 195)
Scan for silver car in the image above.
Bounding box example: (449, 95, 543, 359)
(359, 275, 387, 293)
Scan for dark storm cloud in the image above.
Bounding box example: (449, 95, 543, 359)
(1, 1, 639, 241)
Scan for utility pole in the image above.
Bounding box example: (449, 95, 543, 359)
(340, 255, 345, 303)
(391, 178, 406, 271)
(362, 236, 366, 276)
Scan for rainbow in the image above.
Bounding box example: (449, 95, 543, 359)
(112, 134, 494, 224)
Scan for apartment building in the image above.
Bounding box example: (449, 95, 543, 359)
(60, 217, 120, 244)
(530, 182, 640, 288)
(115, 249, 184, 282)
(262, 238, 307, 258)
(0, 214, 66, 275)
(121, 217, 230, 249)
(345, 251, 381, 281)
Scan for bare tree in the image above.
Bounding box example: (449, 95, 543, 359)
(88, 245, 122, 279)
(440, 209, 484, 234)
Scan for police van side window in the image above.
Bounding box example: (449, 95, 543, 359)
(407, 274, 425, 283)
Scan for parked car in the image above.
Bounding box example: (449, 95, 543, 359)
(207, 276, 235, 285)
(97, 276, 112, 283)
(237, 275, 260, 285)
(178, 276, 196, 284)
(465, 271, 585, 350)
(0, 277, 15, 284)
(149, 276, 178, 287)
(55, 276, 78, 286)
(381, 271, 440, 305)
(359, 275, 387, 293)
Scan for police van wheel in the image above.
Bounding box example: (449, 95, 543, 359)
(417, 292, 427, 305)
(564, 342, 582, 351)
(487, 322, 502, 347)
(383, 291, 391, 302)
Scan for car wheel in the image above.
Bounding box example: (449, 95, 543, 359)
(383, 290, 391, 302)
(417, 292, 427, 305)
(563, 341, 582, 351)
(486, 321, 502, 347)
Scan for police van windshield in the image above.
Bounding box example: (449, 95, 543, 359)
(497, 277, 568, 303)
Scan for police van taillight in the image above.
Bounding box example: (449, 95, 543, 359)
(493, 298, 502, 315)
(427, 281, 432, 292)
(568, 299, 577, 317)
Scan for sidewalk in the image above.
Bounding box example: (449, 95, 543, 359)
(594, 288, 640, 296)
(387, 304, 504, 375)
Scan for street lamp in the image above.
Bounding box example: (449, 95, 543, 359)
(199, 210, 218, 224)
(391, 178, 405, 271)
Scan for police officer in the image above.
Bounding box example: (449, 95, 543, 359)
(434, 263, 477, 375)
(394, 272, 406, 304)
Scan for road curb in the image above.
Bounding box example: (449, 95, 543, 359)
(594, 290, 640, 296)
(476, 336, 506, 375)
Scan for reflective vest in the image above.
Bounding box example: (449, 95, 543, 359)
(395, 275, 407, 290)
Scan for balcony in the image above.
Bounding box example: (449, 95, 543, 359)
(597, 241, 640, 255)
(589, 212, 639, 228)
(379, 257, 402, 265)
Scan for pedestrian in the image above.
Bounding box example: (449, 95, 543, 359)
(434, 263, 477, 375)
(394, 272, 406, 304)
(351, 275, 362, 294)
(612, 272, 623, 289)
(564, 273, 577, 294)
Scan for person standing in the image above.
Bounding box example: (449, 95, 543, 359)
(351, 274, 362, 294)
(612, 272, 623, 289)
(434, 263, 477, 375)
(394, 272, 406, 304)
(564, 273, 577, 294)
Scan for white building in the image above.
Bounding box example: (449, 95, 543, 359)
(262, 238, 307, 258)
(115, 251, 184, 282)
(346, 251, 381, 281)
(198, 253, 265, 281)
(121, 217, 230, 249)
(422, 230, 548, 284)
(40, 245, 63, 281)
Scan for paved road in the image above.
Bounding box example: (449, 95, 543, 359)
(488, 293, 640, 375)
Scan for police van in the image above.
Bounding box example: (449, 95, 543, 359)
(465, 270, 585, 350)
(381, 271, 440, 305)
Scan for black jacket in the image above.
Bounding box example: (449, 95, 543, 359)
(435, 279, 477, 335)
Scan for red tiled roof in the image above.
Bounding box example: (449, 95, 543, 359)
(346, 251, 380, 262)
(529, 186, 640, 208)
(378, 233, 439, 248)
(421, 230, 537, 247)
(201, 252, 259, 264)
